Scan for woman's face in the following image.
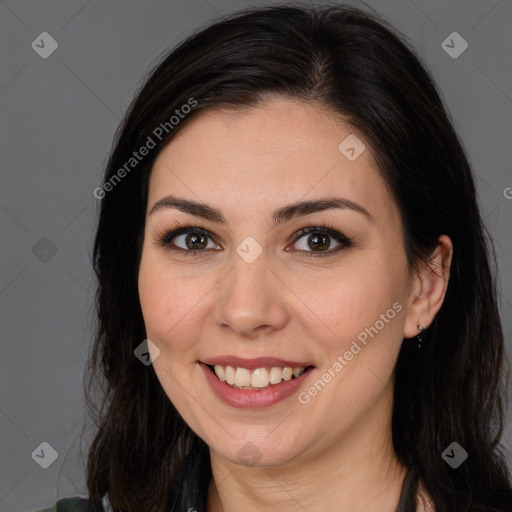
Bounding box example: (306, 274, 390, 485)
(138, 98, 418, 467)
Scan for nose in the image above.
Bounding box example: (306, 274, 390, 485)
(212, 252, 290, 339)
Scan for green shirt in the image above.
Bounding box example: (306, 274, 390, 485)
(34, 496, 104, 512)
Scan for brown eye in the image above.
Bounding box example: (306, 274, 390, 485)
(158, 227, 221, 254)
(288, 226, 353, 257)
(305, 233, 331, 251)
(183, 232, 209, 250)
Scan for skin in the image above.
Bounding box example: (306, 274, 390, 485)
(137, 97, 452, 512)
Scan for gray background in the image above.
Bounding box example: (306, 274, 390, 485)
(0, 0, 511, 510)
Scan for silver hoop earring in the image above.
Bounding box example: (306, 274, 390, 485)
(417, 325, 424, 349)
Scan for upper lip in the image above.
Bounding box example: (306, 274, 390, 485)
(201, 356, 314, 370)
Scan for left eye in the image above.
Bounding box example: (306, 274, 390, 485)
(287, 226, 352, 257)
(291, 231, 341, 252)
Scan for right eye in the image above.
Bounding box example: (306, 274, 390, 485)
(156, 225, 222, 256)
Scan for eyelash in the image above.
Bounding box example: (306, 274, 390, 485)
(155, 222, 353, 259)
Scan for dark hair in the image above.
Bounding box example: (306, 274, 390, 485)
(85, 3, 512, 511)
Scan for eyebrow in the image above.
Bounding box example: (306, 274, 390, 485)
(149, 195, 373, 225)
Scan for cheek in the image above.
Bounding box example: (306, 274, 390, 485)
(301, 256, 407, 346)
(137, 252, 204, 359)
(295, 273, 407, 427)
(301, 254, 409, 410)
(137, 254, 205, 414)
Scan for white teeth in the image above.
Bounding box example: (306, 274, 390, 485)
(292, 367, 303, 378)
(225, 366, 236, 385)
(269, 367, 283, 385)
(235, 367, 251, 387)
(251, 368, 269, 388)
(212, 364, 307, 390)
(282, 367, 293, 381)
(215, 365, 226, 382)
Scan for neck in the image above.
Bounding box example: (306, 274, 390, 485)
(206, 389, 408, 512)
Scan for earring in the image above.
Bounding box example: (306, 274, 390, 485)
(417, 325, 424, 349)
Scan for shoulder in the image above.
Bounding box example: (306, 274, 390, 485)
(33, 496, 101, 512)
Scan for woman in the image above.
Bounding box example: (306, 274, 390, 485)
(36, 4, 512, 512)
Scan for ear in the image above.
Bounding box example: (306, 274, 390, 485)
(403, 235, 453, 339)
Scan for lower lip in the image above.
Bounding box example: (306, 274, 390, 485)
(200, 363, 316, 409)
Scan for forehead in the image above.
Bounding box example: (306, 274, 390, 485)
(148, 98, 396, 224)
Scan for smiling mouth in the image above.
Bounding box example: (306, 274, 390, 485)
(206, 364, 315, 390)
